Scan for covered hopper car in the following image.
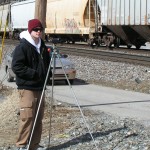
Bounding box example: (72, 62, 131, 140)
(97, 0, 150, 49)
(45, 0, 99, 44)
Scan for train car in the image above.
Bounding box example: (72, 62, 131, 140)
(45, 0, 98, 44)
(10, 0, 35, 39)
(0, 3, 11, 38)
(0, 0, 27, 39)
(97, 0, 150, 49)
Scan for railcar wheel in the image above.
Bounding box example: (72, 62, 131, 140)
(127, 44, 132, 49)
(67, 40, 70, 44)
(72, 41, 75, 44)
(114, 38, 120, 48)
(87, 39, 94, 47)
(135, 44, 141, 50)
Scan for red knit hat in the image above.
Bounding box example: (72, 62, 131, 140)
(28, 19, 43, 33)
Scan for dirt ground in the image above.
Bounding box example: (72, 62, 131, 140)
(0, 85, 85, 148)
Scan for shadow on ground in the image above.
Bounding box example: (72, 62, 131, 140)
(47, 127, 127, 150)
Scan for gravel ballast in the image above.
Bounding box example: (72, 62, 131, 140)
(68, 54, 150, 94)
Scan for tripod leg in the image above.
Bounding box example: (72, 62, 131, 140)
(27, 52, 54, 150)
(47, 52, 56, 148)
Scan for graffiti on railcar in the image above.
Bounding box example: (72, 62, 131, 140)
(64, 18, 80, 34)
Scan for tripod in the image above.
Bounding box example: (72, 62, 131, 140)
(27, 41, 99, 150)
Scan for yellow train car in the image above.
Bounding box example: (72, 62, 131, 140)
(45, 0, 97, 43)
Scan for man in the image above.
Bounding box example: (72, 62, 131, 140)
(12, 19, 51, 150)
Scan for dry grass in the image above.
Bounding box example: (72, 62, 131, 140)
(0, 88, 81, 148)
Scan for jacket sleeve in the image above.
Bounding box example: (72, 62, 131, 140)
(12, 44, 38, 80)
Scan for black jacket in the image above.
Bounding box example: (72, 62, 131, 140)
(12, 38, 51, 90)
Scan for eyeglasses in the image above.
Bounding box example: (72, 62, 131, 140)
(32, 28, 43, 32)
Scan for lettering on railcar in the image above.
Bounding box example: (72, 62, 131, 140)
(64, 18, 80, 33)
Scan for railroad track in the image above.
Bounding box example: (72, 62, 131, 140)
(1, 39, 150, 66)
(57, 45, 150, 66)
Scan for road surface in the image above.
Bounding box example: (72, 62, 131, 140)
(1, 67, 150, 127)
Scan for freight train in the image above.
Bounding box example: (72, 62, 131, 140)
(0, 0, 150, 49)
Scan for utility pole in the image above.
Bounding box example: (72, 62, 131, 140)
(34, 0, 47, 39)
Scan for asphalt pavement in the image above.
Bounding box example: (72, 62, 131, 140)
(1, 67, 150, 127)
(47, 80, 150, 127)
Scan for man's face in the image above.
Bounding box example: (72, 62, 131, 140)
(30, 27, 43, 39)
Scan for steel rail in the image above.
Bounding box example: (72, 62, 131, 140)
(58, 46, 150, 66)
